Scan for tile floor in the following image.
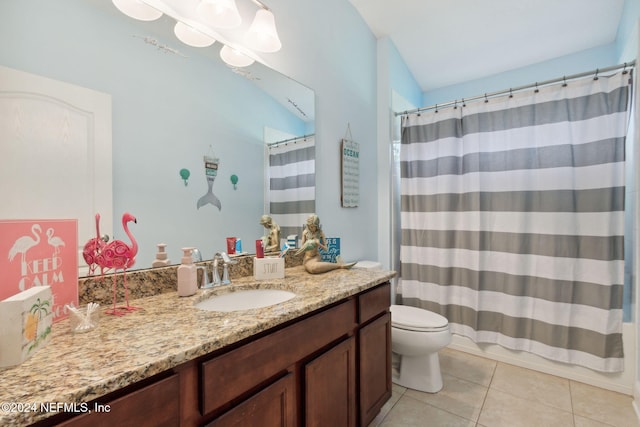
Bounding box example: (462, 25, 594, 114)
(369, 347, 640, 427)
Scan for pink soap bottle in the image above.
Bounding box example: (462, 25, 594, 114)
(177, 247, 198, 297)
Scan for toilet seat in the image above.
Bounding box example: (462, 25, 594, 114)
(391, 305, 449, 332)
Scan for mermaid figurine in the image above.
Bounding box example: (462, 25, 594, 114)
(296, 214, 356, 274)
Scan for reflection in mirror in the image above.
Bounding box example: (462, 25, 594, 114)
(265, 133, 316, 240)
(0, 0, 315, 275)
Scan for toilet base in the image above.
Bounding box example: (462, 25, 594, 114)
(392, 351, 444, 393)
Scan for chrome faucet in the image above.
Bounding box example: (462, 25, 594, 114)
(211, 252, 237, 286)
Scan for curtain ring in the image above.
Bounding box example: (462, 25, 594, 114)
(484, 93, 489, 103)
(623, 62, 629, 75)
(435, 104, 438, 113)
(594, 69, 599, 81)
(562, 76, 567, 87)
(453, 100, 458, 109)
(534, 82, 539, 93)
(509, 88, 513, 98)
(462, 98, 466, 107)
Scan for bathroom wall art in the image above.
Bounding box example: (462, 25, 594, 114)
(341, 138, 360, 207)
(0, 219, 78, 322)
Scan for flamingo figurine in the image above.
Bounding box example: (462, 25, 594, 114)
(96, 212, 139, 316)
(82, 213, 109, 276)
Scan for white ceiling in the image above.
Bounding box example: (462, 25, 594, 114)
(349, 0, 625, 92)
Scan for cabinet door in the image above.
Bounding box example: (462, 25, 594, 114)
(57, 374, 180, 427)
(359, 312, 392, 427)
(305, 337, 356, 427)
(206, 373, 296, 427)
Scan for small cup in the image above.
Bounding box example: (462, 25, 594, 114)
(256, 239, 264, 258)
(69, 306, 100, 333)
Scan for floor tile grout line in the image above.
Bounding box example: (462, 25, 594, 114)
(476, 360, 498, 424)
(374, 387, 407, 426)
(399, 392, 483, 424)
(569, 379, 576, 427)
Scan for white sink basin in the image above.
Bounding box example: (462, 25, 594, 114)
(195, 289, 296, 312)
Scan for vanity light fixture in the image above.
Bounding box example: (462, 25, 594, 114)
(197, 0, 242, 29)
(220, 45, 255, 67)
(174, 22, 216, 47)
(245, 7, 281, 53)
(112, 0, 162, 21)
(112, 0, 282, 68)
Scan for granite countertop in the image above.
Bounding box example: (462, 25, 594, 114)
(0, 266, 395, 426)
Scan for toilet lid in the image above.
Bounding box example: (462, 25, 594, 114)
(390, 305, 449, 332)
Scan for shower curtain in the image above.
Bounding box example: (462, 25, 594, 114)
(267, 136, 316, 239)
(397, 71, 631, 372)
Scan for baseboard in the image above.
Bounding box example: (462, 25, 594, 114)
(447, 322, 635, 395)
(633, 380, 640, 422)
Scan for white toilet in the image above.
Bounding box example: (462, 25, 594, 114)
(353, 261, 451, 393)
(390, 304, 451, 393)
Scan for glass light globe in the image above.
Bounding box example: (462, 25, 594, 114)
(245, 9, 282, 53)
(197, 0, 242, 29)
(112, 0, 162, 21)
(219, 45, 255, 67)
(174, 22, 216, 47)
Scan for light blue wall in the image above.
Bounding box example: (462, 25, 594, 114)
(0, 0, 378, 267)
(423, 44, 617, 107)
(388, 41, 422, 110)
(616, 0, 640, 61)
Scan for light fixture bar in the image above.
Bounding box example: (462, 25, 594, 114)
(249, 0, 270, 11)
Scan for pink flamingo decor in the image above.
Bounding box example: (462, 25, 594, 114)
(46, 227, 66, 256)
(82, 213, 109, 276)
(96, 212, 139, 316)
(8, 224, 42, 264)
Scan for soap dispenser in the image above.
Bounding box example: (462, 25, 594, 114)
(152, 243, 171, 267)
(177, 247, 198, 297)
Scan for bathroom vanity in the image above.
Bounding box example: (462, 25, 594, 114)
(0, 266, 395, 427)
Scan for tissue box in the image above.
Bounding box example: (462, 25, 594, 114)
(254, 257, 285, 280)
(0, 286, 53, 367)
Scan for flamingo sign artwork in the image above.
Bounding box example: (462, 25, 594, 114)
(0, 219, 78, 322)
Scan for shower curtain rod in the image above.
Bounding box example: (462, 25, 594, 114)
(266, 133, 314, 148)
(396, 60, 636, 117)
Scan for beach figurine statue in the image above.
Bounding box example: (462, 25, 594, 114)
(260, 215, 281, 253)
(296, 214, 356, 274)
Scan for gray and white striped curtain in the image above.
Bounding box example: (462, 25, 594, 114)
(398, 71, 631, 372)
(267, 136, 316, 239)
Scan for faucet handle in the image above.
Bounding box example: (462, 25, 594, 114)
(197, 266, 211, 288)
(221, 264, 231, 285)
(212, 259, 221, 285)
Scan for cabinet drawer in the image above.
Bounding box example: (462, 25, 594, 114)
(57, 374, 180, 427)
(201, 299, 357, 415)
(358, 283, 390, 324)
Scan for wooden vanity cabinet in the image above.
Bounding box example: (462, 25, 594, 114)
(34, 282, 391, 427)
(202, 282, 391, 427)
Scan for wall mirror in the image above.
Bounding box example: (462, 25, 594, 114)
(0, 0, 315, 275)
